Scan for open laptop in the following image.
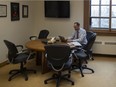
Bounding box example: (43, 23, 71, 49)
(59, 36, 67, 42)
(41, 39, 48, 44)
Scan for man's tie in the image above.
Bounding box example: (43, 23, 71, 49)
(77, 31, 79, 39)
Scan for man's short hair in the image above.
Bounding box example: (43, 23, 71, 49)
(74, 22, 80, 26)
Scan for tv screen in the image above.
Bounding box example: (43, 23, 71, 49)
(44, 1, 70, 18)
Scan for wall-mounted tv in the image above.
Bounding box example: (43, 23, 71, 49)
(44, 1, 70, 18)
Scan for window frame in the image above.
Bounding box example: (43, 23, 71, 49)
(84, 0, 116, 36)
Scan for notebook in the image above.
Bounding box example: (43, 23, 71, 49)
(59, 36, 67, 42)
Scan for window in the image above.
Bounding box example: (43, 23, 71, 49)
(84, 0, 116, 36)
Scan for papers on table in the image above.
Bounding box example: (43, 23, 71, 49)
(67, 39, 77, 42)
(67, 41, 81, 47)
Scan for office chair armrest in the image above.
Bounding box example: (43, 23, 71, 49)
(16, 49, 36, 59)
(16, 45, 24, 52)
(73, 47, 86, 53)
(16, 45, 23, 49)
(21, 48, 30, 53)
(80, 48, 86, 52)
(29, 36, 37, 40)
(69, 53, 73, 59)
(26, 51, 36, 60)
(16, 44, 29, 54)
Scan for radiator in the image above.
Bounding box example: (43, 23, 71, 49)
(92, 41, 116, 55)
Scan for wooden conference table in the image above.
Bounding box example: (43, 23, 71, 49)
(25, 39, 81, 74)
(25, 39, 48, 74)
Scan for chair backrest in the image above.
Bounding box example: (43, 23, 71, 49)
(83, 31, 96, 50)
(38, 29, 49, 39)
(44, 44, 71, 69)
(4, 40, 18, 62)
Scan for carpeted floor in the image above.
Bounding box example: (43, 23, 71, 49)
(0, 56, 116, 87)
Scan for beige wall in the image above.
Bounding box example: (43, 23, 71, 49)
(0, 1, 35, 63)
(33, 1, 116, 55)
(0, 0, 116, 63)
(33, 1, 84, 37)
(0, 0, 85, 63)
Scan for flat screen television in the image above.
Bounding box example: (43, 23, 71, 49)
(44, 1, 70, 18)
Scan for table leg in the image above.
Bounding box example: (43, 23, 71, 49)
(36, 51, 42, 65)
(41, 52, 50, 74)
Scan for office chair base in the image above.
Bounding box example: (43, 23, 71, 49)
(72, 64, 94, 77)
(44, 72, 74, 87)
(90, 55, 94, 60)
(8, 68, 36, 81)
(87, 50, 94, 60)
(72, 52, 94, 77)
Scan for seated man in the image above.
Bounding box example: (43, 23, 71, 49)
(68, 22, 87, 48)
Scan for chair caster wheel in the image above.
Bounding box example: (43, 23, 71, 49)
(82, 75, 84, 77)
(34, 71, 36, 74)
(25, 78, 28, 81)
(68, 75, 70, 78)
(52, 74, 55, 77)
(83, 65, 87, 67)
(68, 70, 71, 73)
(92, 70, 94, 73)
(8, 78, 11, 81)
(91, 58, 94, 60)
(72, 82, 74, 85)
(44, 81, 47, 84)
(52, 74, 57, 77)
(9, 72, 12, 74)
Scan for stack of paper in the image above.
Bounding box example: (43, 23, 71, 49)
(67, 42, 81, 47)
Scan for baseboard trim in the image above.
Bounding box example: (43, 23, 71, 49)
(0, 54, 115, 67)
(93, 53, 116, 57)
(0, 61, 9, 67)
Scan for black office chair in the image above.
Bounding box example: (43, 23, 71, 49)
(29, 29, 49, 65)
(72, 48, 94, 77)
(44, 44, 74, 87)
(72, 31, 96, 77)
(30, 29, 49, 40)
(83, 31, 97, 60)
(4, 40, 36, 81)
